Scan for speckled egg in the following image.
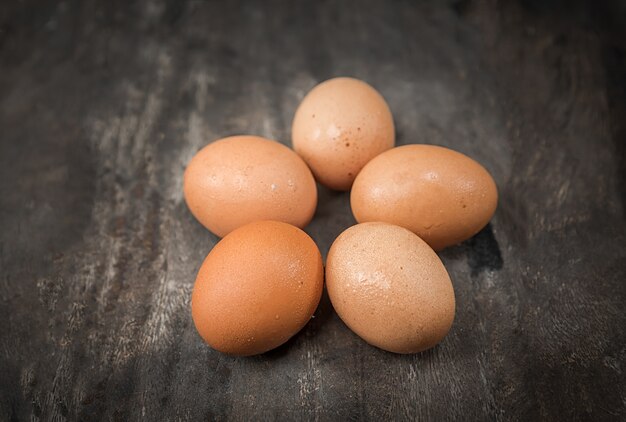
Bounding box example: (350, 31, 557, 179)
(326, 222, 455, 354)
(351, 144, 498, 250)
(191, 220, 324, 356)
(291, 77, 395, 191)
(184, 135, 317, 238)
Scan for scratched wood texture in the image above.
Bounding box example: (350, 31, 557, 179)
(1, 0, 625, 420)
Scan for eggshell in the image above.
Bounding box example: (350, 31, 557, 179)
(191, 221, 324, 356)
(184, 135, 317, 238)
(351, 144, 498, 251)
(291, 77, 395, 191)
(326, 222, 455, 354)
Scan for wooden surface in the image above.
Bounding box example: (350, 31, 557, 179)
(1, 0, 625, 420)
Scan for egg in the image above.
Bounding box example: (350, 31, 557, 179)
(351, 144, 498, 251)
(291, 77, 395, 191)
(191, 220, 324, 356)
(326, 222, 455, 354)
(184, 135, 317, 238)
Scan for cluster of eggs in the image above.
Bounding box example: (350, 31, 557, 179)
(184, 77, 498, 356)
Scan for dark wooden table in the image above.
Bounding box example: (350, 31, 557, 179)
(1, 0, 625, 420)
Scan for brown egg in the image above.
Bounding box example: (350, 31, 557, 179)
(326, 222, 455, 354)
(291, 77, 395, 191)
(351, 144, 498, 251)
(184, 135, 317, 238)
(191, 220, 324, 356)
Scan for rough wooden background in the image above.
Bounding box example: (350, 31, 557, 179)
(1, 0, 625, 420)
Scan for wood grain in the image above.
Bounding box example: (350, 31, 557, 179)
(0, 0, 624, 420)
